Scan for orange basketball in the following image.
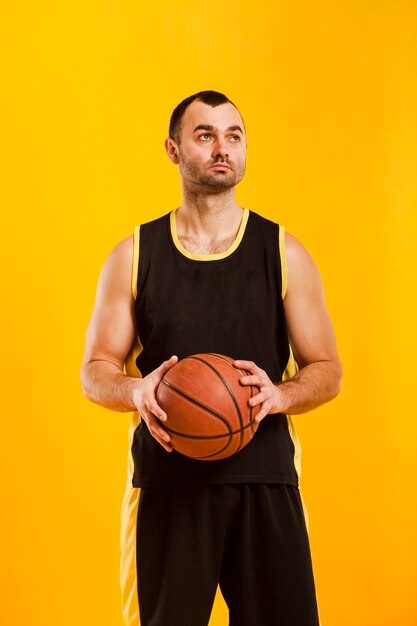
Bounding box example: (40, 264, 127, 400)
(155, 353, 260, 460)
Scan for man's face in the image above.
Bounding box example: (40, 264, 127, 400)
(173, 100, 247, 192)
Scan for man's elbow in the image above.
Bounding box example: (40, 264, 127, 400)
(80, 362, 95, 401)
(329, 360, 343, 399)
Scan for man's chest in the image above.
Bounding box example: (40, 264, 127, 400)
(177, 235, 237, 255)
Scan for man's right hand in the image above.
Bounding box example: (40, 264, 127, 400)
(132, 355, 178, 452)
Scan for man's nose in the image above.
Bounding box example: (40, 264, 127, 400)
(212, 138, 228, 159)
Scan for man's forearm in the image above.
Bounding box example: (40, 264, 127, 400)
(80, 360, 141, 412)
(277, 360, 342, 415)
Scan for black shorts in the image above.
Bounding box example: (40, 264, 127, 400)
(120, 483, 320, 626)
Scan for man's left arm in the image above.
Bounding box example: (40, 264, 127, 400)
(235, 232, 342, 421)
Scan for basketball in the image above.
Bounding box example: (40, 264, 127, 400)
(155, 353, 260, 460)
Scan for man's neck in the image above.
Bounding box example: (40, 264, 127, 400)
(176, 187, 243, 243)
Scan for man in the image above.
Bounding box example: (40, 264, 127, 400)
(81, 90, 342, 626)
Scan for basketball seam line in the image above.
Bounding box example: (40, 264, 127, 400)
(190, 355, 246, 449)
(161, 375, 238, 458)
(162, 380, 233, 433)
(205, 353, 257, 436)
(163, 420, 255, 440)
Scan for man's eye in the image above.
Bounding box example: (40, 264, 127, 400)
(199, 134, 211, 140)
(229, 135, 240, 142)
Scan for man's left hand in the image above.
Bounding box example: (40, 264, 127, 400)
(233, 360, 288, 423)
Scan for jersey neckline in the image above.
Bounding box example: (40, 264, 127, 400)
(169, 207, 250, 261)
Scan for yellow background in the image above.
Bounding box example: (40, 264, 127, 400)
(1, 1, 416, 624)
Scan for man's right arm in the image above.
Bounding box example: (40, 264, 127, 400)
(80, 236, 176, 452)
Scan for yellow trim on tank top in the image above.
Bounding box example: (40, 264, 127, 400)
(131, 225, 140, 300)
(170, 207, 250, 261)
(279, 225, 287, 299)
(124, 225, 143, 378)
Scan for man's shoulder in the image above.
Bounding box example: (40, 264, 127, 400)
(284, 232, 313, 264)
(284, 231, 321, 297)
(104, 235, 134, 275)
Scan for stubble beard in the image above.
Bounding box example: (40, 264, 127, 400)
(179, 153, 246, 192)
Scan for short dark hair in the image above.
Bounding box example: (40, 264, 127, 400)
(168, 90, 240, 143)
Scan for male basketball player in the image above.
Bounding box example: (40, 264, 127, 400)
(81, 91, 342, 626)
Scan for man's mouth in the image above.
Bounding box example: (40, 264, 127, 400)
(210, 162, 231, 170)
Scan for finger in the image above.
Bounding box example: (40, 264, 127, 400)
(239, 374, 263, 387)
(149, 355, 179, 389)
(254, 402, 271, 423)
(157, 355, 179, 376)
(249, 391, 267, 406)
(233, 359, 256, 372)
(146, 416, 171, 443)
(234, 360, 263, 377)
(147, 397, 168, 422)
(144, 406, 170, 440)
(141, 407, 173, 452)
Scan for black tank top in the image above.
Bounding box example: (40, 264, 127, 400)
(123, 208, 302, 487)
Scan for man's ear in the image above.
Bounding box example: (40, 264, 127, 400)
(165, 137, 180, 164)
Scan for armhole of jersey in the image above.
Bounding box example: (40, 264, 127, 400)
(131, 226, 140, 300)
(279, 225, 287, 299)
